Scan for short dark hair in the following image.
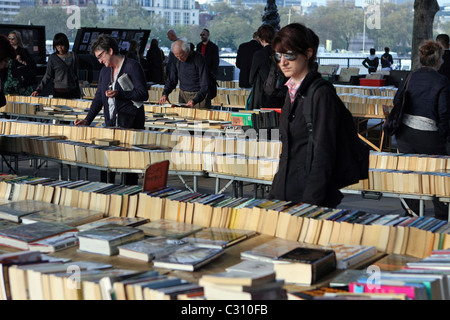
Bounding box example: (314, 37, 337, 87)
(202, 28, 210, 34)
(436, 34, 450, 48)
(384, 47, 390, 53)
(90, 34, 119, 56)
(370, 48, 376, 55)
(53, 33, 70, 52)
(272, 23, 318, 70)
(257, 24, 276, 44)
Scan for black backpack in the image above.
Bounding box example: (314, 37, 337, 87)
(303, 77, 370, 189)
(263, 54, 288, 98)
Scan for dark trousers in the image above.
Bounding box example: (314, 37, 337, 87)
(396, 124, 448, 218)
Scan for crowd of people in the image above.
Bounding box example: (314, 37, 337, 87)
(3, 26, 450, 219)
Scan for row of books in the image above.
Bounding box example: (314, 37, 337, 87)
(5, 94, 92, 110)
(348, 168, 450, 197)
(0, 251, 205, 300)
(334, 84, 397, 97)
(0, 119, 282, 158)
(0, 175, 448, 260)
(370, 151, 450, 172)
(338, 93, 393, 116)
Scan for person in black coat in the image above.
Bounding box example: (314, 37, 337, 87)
(394, 40, 450, 219)
(196, 29, 219, 77)
(269, 23, 343, 208)
(436, 34, 450, 82)
(4, 30, 37, 96)
(0, 35, 16, 108)
(236, 32, 262, 88)
(248, 24, 278, 110)
(146, 38, 165, 84)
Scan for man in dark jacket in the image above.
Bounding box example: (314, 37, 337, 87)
(236, 32, 262, 88)
(436, 34, 450, 82)
(0, 35, 16, 107)
(159, 39, 210, 109)
(196, 29, 219, 104)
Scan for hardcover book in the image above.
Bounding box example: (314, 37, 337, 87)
(118, 237, 186, 262)
(77, 224, 145, 256)
(152, 244, 224, 271)
(77, 216, 149, 232)
(28, 231, 79, 253)
(136, 219, 203, 239)
(272, 247, 337, 285)
(321, 243, 378, 269)
(0, 221, 78, 250)
(182, 227, 256, 249)
(0, 200, 58, 222)
(21, 206, 105, 227)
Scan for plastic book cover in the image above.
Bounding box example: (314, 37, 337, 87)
(136, 219, 203, 239)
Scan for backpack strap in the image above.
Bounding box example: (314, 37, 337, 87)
(302, 77, 329, 177)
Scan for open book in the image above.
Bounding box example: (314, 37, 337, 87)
(117, 73, 143, 109)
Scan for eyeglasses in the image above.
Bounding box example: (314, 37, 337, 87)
(274, 51, 298, 62)
(95, 50, 106, 60)
(200, 33, 207, 36)
(8, 36, 16, 40)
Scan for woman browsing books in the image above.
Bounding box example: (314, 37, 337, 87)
(31, 33, 81, 99)
(268, 23, 343, 208)
(74, 34, 149, 185)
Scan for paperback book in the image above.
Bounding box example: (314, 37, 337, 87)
(77, 216, 149, 232)
(28, 231, 79, 253)
(136, 219, 203, 239)
(118, 237, 186, 262)
(77, 224, 145, 256)
(0, 221, 77, 250)
(321, 243, 378, 269)
(21, 206, 105, 227)
(0, 200, 58, 222)
(182, 227, 256, 249)
(152, 244, 224, 271)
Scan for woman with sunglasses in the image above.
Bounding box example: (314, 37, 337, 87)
(0, 35, 17, 107)
(4, 30, 37, 96)
(269, 23, 343, 208)
(32, 33, 81, 99)
(75, 34, 148, 186)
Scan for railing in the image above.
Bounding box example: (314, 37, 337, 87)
(220, 54, 412, 76)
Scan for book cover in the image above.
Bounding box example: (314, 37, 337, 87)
(200, 269, 276, 287)
(321, 243, 378, 269)
(136, 219, 203, 239)
(240, 238, 314, 262)
(77, 224, 145, 256)
(118, 237, 186, 262)
(182, 227, 256, 249)
(0, 200, 58, 222)
(0, 221, 77, 250)
(28, 231, 79, 253)
(152, 244, 224, 271)
(21, 206, 105, 227)
(77, 216, 149, 232)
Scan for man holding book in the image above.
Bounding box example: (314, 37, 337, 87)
(74, 34, 148, 185)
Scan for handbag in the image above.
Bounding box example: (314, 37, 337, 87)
(383, 73, 412, 136)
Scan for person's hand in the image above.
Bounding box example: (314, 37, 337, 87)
(31, 91, 38, 97)
(105, 89, 118, 98)
(185, 100, 195, 108)
(158, 95, 169, 105)
(74, 119, 88, 126)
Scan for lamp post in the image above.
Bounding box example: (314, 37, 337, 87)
(262, 0, 280, 31)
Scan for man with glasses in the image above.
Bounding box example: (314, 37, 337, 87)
(159, 39, 209, 108)
(196, 29, 219, 104)
(0, 35, 16, 107)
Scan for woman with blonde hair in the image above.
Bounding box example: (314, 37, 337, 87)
(4, 30, 36, 95)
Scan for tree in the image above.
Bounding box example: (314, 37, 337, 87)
(411, 0, 440, 70)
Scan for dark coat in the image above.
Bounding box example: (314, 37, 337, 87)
(236, 39, 262, 88)
(85, 57, 148, 129)
(146, 46, 164, 84)
(248, 45, 285, 110)
(394, 67, 450, 140)
(438, 49, 450, 82)
(269, 71, 343, 208)
(196, 40, 219, 76)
